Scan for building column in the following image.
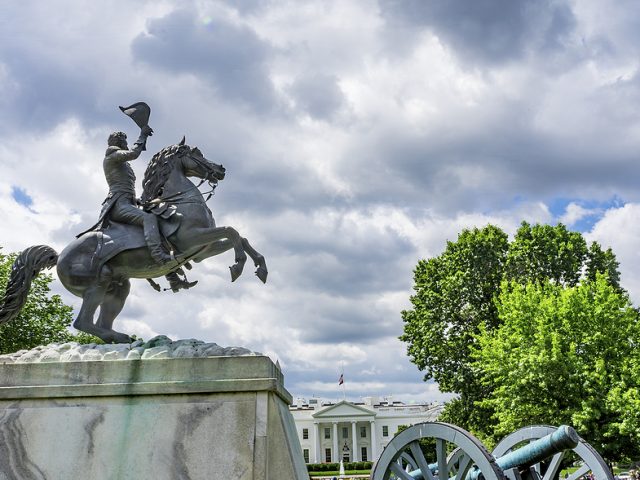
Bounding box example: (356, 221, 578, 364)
(370, 420, 377, 460)
(351, 421, 358, 462)
(313, 422, 320, 463)
(332, 421, 339, 462)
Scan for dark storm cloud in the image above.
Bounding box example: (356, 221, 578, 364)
(269, 229, 415, 296)
(6, 0, 640, 406)
(288, 360, 430, 387)
(297, 307, 398, 345)
(379, 0, 576, 65)
(289, 73, 347, 121)
(219, 165, 340, 215)
(333, 85, 640, 216)
(287, 252, 412, 297)
(0, 33, 103, 132)
(591, 69, 640, 126)
(131, 9, 279, 113)
(228, 0, 271, 15)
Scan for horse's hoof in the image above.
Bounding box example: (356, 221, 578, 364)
(256, 267, 268, 284)
(229, 265, 241, 282)
(107, 331, 133, 344)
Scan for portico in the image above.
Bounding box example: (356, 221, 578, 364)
(311, 400, 377, 463)
(290, 397, 442, 464)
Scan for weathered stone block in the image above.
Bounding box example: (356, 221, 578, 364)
(0, 355, 307, 480)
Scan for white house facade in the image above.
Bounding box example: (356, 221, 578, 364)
(289, 397, 442, 464)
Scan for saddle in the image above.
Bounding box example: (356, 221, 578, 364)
(75, 216, 180, 276)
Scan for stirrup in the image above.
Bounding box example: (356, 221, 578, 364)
(167, 277, 198, 293)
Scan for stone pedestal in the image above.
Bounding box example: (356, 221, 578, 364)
(0, 355, 307, 480)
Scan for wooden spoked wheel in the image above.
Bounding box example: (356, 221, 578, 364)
(492, 425, 613, 480)
(370, 422, 505, 480)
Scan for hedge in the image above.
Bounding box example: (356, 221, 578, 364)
(306, 461, 373, 472)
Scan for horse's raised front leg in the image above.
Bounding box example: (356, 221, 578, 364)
(185, 226, 247, 281)
(241, 237, 267, 283)
(191, 239, 235, 262)
(191, 237, 267, 284)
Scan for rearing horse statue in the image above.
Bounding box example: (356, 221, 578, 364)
(0, 139, 267, 343)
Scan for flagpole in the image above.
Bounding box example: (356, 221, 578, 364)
(341, 362, 346, 401)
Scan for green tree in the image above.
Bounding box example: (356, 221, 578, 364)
(585, 242, 621, 289)
(401, 225, 508, 391)
(608, 360, 640, 454)
(401, 225, 509, 431)
(474, 275, 640, 462)
(504, 222, 587, 286)
(401, 222, 623, 435)
(0, 248, 89, 353)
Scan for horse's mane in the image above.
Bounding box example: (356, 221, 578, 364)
(141, 144, 191, 203)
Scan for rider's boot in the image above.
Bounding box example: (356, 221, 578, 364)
(143, 215, 176, 266)
(166, 271, 198, 293)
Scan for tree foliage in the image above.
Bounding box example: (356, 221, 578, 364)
(504, 222, 588, 286)
(401, 225, 508, 393)
(0, 248, 82, 354)
(401, 222, 627, 441)
(475, 275, 640, 461)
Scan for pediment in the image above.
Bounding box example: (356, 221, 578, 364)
(312, 400, 376, 419)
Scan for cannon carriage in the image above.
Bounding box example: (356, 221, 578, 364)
(370, 422, 613, 480)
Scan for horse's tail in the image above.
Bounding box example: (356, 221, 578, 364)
(0, 245, 59, 325)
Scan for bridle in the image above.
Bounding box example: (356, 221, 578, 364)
(144, 150, 223, 207)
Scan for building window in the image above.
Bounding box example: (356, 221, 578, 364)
(382, 425, 389, 437)
(324, 427, 331, 439)
(360, 426, 367, 438)
(325, 448, 332, 463)
(303, 449, 310, 463)
(361, 447, 368, 462)
(303, 428, 309, 440)
(342, 426, 349, 438)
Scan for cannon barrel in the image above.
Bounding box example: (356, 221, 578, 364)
(468, 425, 579, 480)
(407, 425, 579, 480)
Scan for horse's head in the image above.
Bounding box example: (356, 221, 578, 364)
(141, 137, 226, 203)
(179, 139, 226, 184)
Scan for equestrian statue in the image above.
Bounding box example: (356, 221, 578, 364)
(0, 102, 267, 344)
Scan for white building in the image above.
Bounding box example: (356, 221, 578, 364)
(289, 396, 442, 464)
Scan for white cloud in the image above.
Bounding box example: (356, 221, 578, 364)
(559, 202, 598, 226)
(2, 0, 640, 406)
(588, 203, 640, 303)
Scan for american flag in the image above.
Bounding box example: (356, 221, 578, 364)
(338, 374, 344, 385)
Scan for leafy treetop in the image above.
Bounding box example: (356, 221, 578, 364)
(0, 248, 99, 354)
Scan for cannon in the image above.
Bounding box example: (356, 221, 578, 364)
(370, 422, 614, 480)
(492, 425, 612, 480)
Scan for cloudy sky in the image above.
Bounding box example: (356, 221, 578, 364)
(1, 0, 640, 405)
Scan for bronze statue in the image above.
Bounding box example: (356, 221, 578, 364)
(79, 103, 173, 267)
(0, 103, 267, 343)
(78, 103, 192, 292)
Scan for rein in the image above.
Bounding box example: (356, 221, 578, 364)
(144, 181, 217, 209)
(143, 153, 221, 207)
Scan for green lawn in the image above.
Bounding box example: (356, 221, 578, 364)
(308, 470, 370, 477)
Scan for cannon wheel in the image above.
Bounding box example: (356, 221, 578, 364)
(492, 425, 613, 480)
(370, 422, 505, 480)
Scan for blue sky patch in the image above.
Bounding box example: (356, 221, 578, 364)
(548, 196, 625, 233)
(11, 186, 34, 209)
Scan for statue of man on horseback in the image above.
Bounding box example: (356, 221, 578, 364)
(80, 103, 171, 265)
(0, 102, 268, 344)
(78, 103, 194, 292)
